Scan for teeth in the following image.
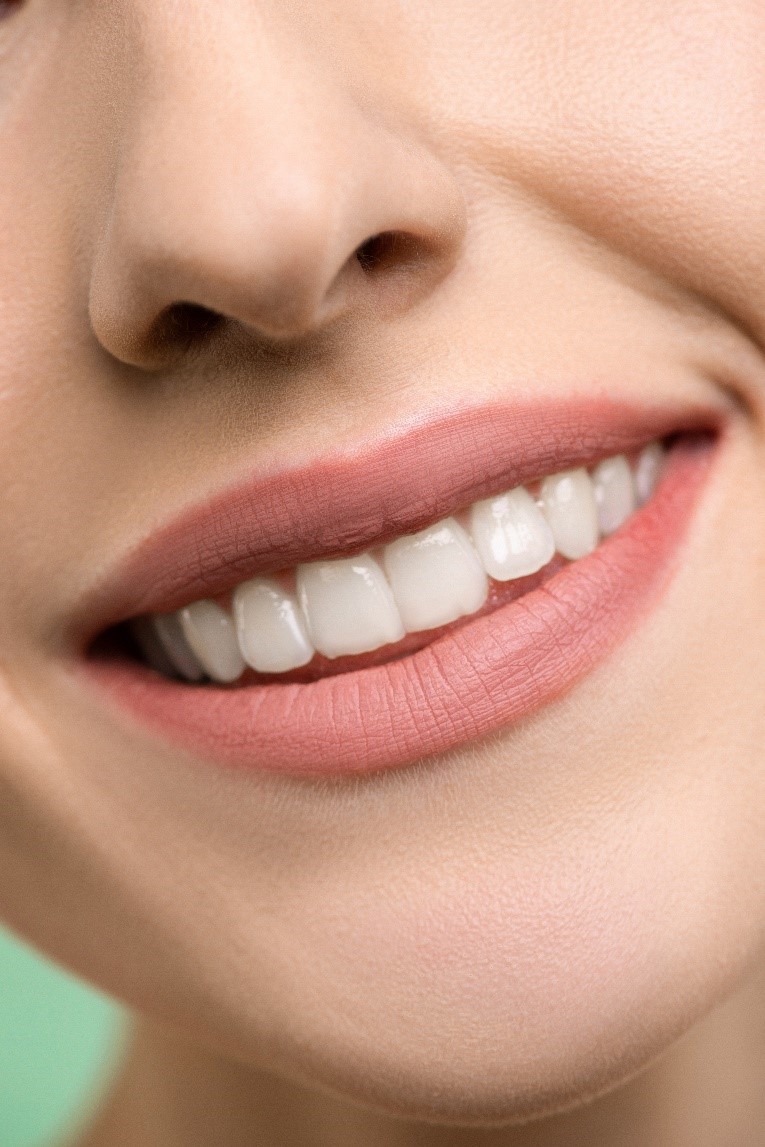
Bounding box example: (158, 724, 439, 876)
(138, 439, 668, 682)
(634, 441, 666, 506)
(539, 468, 599, 560)
(179, 600, 245, 683)
(297, 554, 405, 658)
(592, 454, 636, 536)
(384, 517, 488, 632)
(150, 614, 205, 681)
(469, 486, 555, 581)
(233, 577, 314, 673)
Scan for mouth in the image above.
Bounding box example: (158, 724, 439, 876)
(78, 400, 721, 777)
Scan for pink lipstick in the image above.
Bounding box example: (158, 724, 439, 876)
(78, 400, 721, 776)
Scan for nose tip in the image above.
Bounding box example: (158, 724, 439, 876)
(87, 25, 466, 370)
(92, 170, 363, 356)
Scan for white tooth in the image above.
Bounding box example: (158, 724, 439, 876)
(233, 577, 314, 673)
(634, 441, 666, 506)
(151, 614, 205, 681)
(297, 554, 404, 659)
(540, 468, 599, 560)
(384, 517, 488, 632)
(179, 600, 245, 683)
(592, 454, 636, 536)
(469, 486, 555, 581)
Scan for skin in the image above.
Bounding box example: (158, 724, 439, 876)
(0, 0, 764, 1142)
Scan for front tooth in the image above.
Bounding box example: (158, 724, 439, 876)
(179, 600, 245, 683)
(233, 577, 314, 673)
(540, 468, 599, 560)
(150, 614, 205, 681)
(469, 486, 555, 581)
(297, 554, 404, 658)
(384, 517, 488, 632)
(634, 441, 666, 505)
(592, 454, 636, 536)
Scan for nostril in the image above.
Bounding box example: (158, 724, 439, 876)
(356, 232, 395, 273)
(149, 302, 224, 355)
(355, 231, 425, 276)
(166, 302, 223, 341)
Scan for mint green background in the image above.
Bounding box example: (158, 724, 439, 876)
(0, 926, 122, 1147)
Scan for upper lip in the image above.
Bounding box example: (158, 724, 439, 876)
(74, 396, 724, 646)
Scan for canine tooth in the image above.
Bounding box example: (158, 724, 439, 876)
(384, 517, 488, 632)
(540, 468, 599, 560)
(150, 614, 205, 681)
(635, 441, 666, 505)
(469, 487, 555, 581)
(179, 601, 245, 683)
(592, 454, 636, 536)
(233, 578, 314, 673)
(297, 554, 404, 659)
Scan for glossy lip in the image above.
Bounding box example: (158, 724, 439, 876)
(78, 399, 721, 777)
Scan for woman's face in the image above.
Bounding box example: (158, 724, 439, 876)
(1, 0, 764, 1124)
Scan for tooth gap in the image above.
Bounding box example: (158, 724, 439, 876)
(89, 621, 187, 675)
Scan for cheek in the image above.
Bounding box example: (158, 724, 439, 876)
(416, 0, 765, 350)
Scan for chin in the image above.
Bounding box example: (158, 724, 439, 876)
(167, 731, 762, 1130)
(246, 912, 742, 1129)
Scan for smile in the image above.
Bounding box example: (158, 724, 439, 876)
(132, 441, 666, 684)
(80, 400, 721, 776)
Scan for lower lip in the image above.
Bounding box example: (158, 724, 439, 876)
(85, 438, 714, 777)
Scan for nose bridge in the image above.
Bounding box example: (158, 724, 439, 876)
(105, 5, 359, 321)
(133, 1, 351, 220)
(89, 2, 465, 360)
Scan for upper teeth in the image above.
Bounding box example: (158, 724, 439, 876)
(134, 443, 663, 683)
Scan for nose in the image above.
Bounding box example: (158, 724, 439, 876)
(88, 5, 465, 368)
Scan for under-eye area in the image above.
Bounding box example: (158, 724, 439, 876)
(93, 440, 671, 687)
